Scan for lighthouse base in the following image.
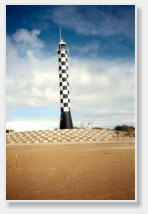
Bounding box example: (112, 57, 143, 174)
(60, 111, 73, 129)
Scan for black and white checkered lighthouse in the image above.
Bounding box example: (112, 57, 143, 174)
(56, 32, 73, 129)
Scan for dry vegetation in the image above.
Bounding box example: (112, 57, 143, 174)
(114, 125, 135, 137)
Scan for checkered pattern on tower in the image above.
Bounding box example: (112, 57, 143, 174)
(57, 41, 71, 112)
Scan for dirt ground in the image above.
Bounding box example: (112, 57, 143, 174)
(6, 142, 135, 200)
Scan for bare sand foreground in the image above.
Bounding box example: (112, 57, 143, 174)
(6, 142, 135, 200)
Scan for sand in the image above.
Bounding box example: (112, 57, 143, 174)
(6, 142, 135, 200)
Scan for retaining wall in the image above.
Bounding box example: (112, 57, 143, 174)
(6, 129, 135, 145)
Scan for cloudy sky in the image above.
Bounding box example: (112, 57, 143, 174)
(6, 5, 135, 131)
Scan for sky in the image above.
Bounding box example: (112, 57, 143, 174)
(6, 5, 135, 131)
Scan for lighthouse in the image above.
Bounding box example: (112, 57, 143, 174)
(56, 31, 73, 129)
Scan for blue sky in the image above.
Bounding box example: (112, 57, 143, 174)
(6, 5, 135, 131)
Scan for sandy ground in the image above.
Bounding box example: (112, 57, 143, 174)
(6, 142, 135, 200)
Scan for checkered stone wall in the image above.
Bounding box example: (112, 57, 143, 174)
(6, 129, 135, 145)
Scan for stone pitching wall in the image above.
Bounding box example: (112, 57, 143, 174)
(6, 129, 135, 145)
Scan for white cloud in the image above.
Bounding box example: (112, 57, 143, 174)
(51, 6, 134, 40)
(12, 28, 44, 49)
(7, 30, 59, 111)
(6, 29, 135, 131)
(6, 120, 58, 132)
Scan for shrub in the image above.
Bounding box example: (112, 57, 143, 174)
(114, 125, 135, 132)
